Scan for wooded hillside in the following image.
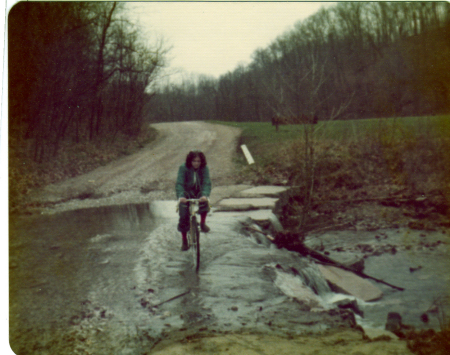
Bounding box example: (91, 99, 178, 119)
(147, 2, 450, 123)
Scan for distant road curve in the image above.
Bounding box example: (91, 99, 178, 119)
(35, 121, 242, 211)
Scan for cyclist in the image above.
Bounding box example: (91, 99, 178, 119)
(176, 150, 211, 251)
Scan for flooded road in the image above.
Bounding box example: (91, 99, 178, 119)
(9, 201, 450, 354)
(10, 204, 160, 353)
(10, 202, 349, 354)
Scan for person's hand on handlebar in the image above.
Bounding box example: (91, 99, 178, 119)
(179, 196, 208, 203)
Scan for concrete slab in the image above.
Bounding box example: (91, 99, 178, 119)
(210, 185, 253, 205)
(317, 264, 383, 302)
(212, 209, 274, 222)
(274, 270, 322, 309)
(217, 198, 278, 211)
(237, 186, 288, 198)
(326, 251, 365, 273)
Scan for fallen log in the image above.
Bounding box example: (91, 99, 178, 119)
(317, 263, 383, 301)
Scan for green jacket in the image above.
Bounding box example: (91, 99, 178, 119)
(176, 163, 211, 199)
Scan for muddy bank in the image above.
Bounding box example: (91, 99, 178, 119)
(272, 186, 449, 235)
(150, 328, 412, 355)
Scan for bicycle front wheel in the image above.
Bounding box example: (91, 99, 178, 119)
(190, 217, 200, 271)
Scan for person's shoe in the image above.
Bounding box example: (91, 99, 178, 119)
(200, 224, 210, 233)
(181, 240, 189, 251)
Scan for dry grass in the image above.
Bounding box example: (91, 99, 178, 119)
(224, 117, 450, 233)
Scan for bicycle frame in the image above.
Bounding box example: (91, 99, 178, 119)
(184, 199, 201, 271)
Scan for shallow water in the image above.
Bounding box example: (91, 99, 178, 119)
(359, 249, 450, 330)
(9, 203, 159, 351)
(10, 202, 340, 353)
(305, 228, 450, 331)
(9, 204, 450, 353)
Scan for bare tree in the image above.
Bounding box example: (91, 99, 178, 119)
(9, 1, 169, 162)
(274, 52, 353, 229)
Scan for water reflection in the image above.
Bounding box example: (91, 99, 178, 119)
(361, 251, 450, 330)
(9, 203, 161, 350)
(69, 202, 157, 232)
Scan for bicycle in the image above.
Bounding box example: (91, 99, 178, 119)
(183, 199, 201, 271)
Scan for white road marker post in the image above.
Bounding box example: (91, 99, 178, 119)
(240, 144, 255, 165)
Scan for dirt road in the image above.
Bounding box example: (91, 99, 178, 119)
(35, 121, 241, 212)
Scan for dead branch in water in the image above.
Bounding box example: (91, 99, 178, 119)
(243, 224, 404, 291)
(301, 246, 405, 291)
(152, 290, 191, 308)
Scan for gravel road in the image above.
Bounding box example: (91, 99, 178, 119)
(35, 121, 241, 212)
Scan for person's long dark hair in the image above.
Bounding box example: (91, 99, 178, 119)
(186, 151, 207, 169)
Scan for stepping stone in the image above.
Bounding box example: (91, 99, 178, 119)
(238, 186, 288, 198)
(326, 251, 365, 273)
(213, 209, 274, 222)
(317, 264, 383, 302)
(217, 198, 278, 211)
(210, 185, 253, 205)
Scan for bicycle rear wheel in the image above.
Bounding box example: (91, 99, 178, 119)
(190, 217, 200, 271)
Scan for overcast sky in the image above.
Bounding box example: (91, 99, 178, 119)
(125, 2, 334, 82)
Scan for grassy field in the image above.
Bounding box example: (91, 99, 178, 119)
(211, 115, 450, 236)
(213, 115, 450, 148)
(211, 115, 450, 193)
